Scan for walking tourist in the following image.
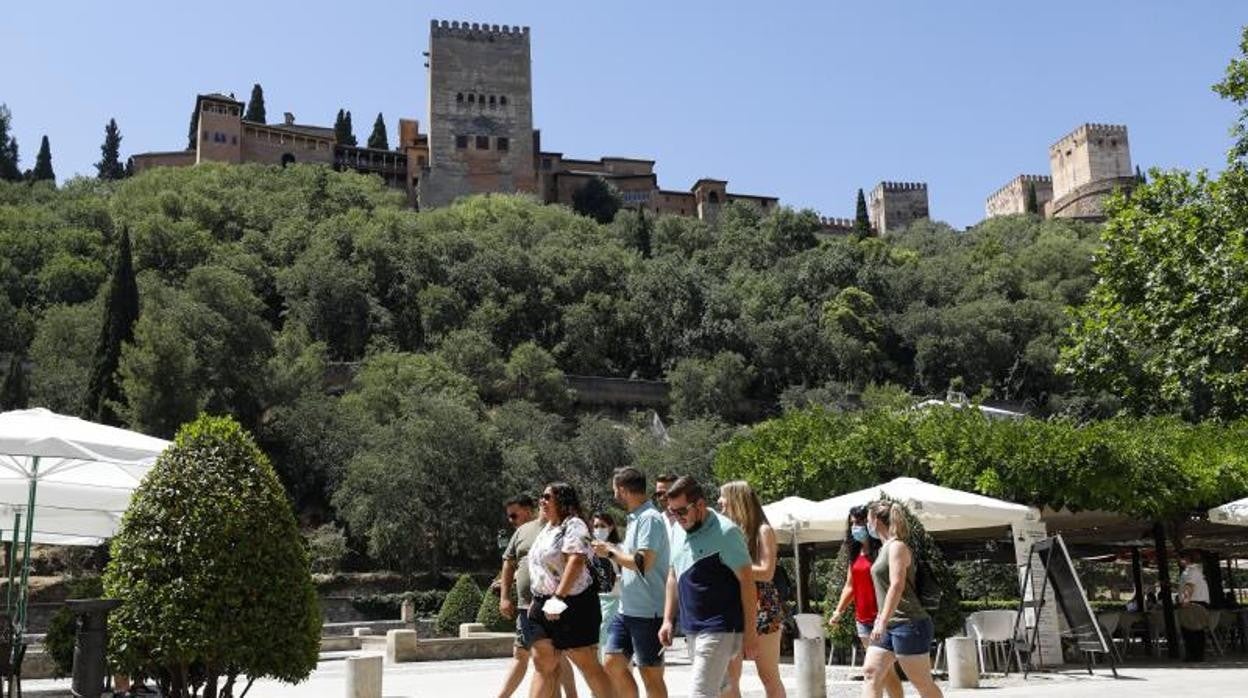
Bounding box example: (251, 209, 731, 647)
(653, 474, 677, 527)
(828, 505, 903, 698)
(497, 495, 578, 698)
(718, 480, 786, 698)
(860, 502, 942, 698)
(591, 511, 623, 656)
(658, 476, 758, 698)
(592, 467, 671, 698)
(528, 482, 616, 698)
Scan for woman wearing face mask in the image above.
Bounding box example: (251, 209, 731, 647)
(592, 512, 622, 658)
(828, 505, 903, 698)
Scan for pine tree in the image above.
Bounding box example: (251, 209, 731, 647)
(187, 105, 199, 150)
(853, 188, 871, 238)
(367, 113, 389, 150)
(244, 83, 266, 123)
(31, 135, 54, 182)
(333, 109, 357, 146)
(96, 118, 125, 180)
(85, 227, 140, 426)
(0, 354, 29, 410)
(1025, 181, 1039, 215)
(0, 104, 21, 182)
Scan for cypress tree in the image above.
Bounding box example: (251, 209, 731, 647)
(244, 83, 266, 123)
(0, 105, 21, 181)
(343, 111, 357, 146)
(0, 354, 29, 410)
(85, 227, 140, 426)
(334, 109, 357, 146)
(1135, 165, 1146, 184)
(853, 188, 871, 237)
(187, 105, 200, 150)
(96, 118, 125, 180)
(1025, 181, 1039, 215)
(31, 135, 54, 182)
(367, 113, 389, 150)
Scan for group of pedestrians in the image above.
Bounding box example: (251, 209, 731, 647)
(493, 469, 787, 698)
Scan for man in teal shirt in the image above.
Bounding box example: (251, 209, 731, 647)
(592, 467, 670, 698)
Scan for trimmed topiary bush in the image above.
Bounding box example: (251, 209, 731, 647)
(476, 586, 515, 632)
(435, 574, 483, 635)
(103, 415, 322, 698)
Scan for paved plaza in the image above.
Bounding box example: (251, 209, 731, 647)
(21, 656, 1244, 697)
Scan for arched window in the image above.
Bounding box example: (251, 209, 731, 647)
(478, 94, 485, 105)
(281, 153, 296, 167)
(468, 94, 475, 103)
(708, 191, 720, 204)
(500, 96, 508, 106)
(457, 92, 464, 103)
(489, 95, 496, 106)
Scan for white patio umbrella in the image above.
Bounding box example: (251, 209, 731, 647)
(1208, 496, 1248, 526)
(0, 408, 169, 634)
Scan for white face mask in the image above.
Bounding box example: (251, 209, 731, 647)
(593, 527, 610, 541)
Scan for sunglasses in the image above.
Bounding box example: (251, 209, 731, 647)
(667, 504, 693, 518)
(540, 492, 554, 501)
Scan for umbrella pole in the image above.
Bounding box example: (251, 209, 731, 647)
(16, 456, 38, 637)
(4, 511, 17, 618)
(792, 521, 803, 611)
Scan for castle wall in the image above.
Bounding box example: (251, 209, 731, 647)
(420, 20, 536, 208)
(1049, 124, 1130, 201)
(130, 150, 195, 173)
(985, 174, 1053, 218)
(240, 124, 334, 166)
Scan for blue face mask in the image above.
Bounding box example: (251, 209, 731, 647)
(851, 524, 868, 543)
(867, 523, 882, 540)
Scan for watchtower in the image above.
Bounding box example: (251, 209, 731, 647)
(1049, 123, 1131, 201)
(419, 20, 536, 208)
(195, 93, 243, 165)
(868, 182, 929, 235)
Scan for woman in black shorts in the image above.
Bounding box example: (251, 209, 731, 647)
(528, 482, 615, 698)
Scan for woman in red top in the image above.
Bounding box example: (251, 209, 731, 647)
(829, 505, 903, 698)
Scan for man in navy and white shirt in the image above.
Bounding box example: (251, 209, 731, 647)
(657, 476, 757, 698)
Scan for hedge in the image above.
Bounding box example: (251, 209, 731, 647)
(435, 574, 483, 635)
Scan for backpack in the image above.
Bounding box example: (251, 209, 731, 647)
(914, 549, 941, 611)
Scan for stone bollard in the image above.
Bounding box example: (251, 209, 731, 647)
(386, 629, 419, 664)
(945, 636, 979, 689)
(459, 622, 486, 638)
(793, 636, 827, 698)
(401, 597, 416, 626)
(344, 654, 382, 698)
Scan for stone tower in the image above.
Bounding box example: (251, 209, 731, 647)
(868, 181, 929, 235)
(1047, 123, 1133, 220)
(195, 94, 243, 165)
(419, 20, 536, 209)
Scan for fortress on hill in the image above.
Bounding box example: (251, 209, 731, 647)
(132, 19, 1132, 232)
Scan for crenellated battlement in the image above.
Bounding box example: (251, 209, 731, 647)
(988, 174, 1052, 202)
(431, 19, 530, 41)
(820, 216, 857, 229)
(1050, 122, 1128, 150)
(872, 181, 927, 192)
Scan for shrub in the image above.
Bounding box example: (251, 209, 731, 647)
(305, 523, 348, 574)
(44, 575, 105, 678)
(103, 415, 322, 698)
(435, 574, 483, 635)
(476, 585, 514, 632)
(348, 590, 448, 620)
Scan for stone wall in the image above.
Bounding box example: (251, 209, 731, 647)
(985, 174, 1053, 218)
(1049, 123, 1131, 201)
(130, 150, 195, 173)
(1048, 175, 1137, 221)
(420, 20, 536, 208)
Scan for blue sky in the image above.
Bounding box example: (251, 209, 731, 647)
(3, 1, 1242, 228)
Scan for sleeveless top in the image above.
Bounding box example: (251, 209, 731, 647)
(851, 551, 879, 623)
(869, 539, 928, 626)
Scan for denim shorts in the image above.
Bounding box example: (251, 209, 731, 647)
(856, 620, 873, 637)
(870, 616, 934, 656)
(603, 614, 665, 667)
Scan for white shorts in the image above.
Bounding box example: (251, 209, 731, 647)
(688, 631, 742, 698)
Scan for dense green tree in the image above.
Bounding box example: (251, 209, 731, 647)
(84, 227, 139, 426)
(244, 83, 267, 123)
(854, 187, 871, 237)
(0, 353, 28, 409)
(0, 105, 21, 181)
(96, 118, 125, 180)
(502, 341, 570, 412)
(334, 109, 357, 146)
(31, 135, 54, 182)
(667, 351, 754, 422)
(28, 303, 97, 414)
(367, 112, 389, 150)
(1025, 181, 1039, 214)
(104, 415, 321, 697)
(572, 176, 622, 224)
